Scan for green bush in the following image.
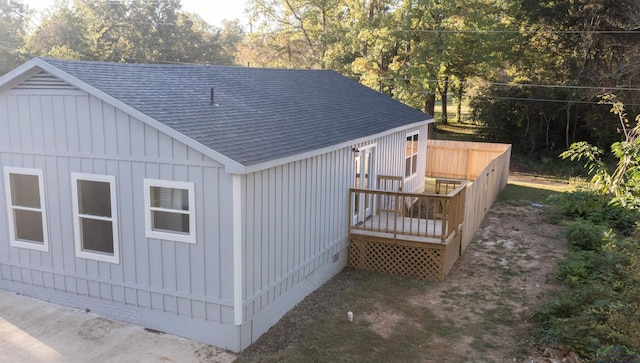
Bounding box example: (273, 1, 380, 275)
(534, 233, 640, 358)
(564, 220, 607, 251)
(557, 250, 596, 286)
(554, 190, 639, 236)
(558, 190, 609, 218)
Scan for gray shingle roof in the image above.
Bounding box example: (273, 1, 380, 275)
(39, 58, 430, 167)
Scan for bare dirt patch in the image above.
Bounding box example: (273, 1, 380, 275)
(237, 201, 568, 363)
(361, 305, 407, 339)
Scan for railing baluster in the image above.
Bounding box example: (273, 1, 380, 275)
(349, 180, 468, 243)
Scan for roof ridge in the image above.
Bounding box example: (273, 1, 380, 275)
(39, 57, 338, 73)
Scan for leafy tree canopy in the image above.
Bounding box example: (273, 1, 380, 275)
(4, 0, 243, 69)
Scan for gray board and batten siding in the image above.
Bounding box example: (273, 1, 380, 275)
(0, 58, 433, 351)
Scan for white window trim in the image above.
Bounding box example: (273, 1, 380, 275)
(71, 173, 119, 264)
(143, 179, 196, 244)
(3, 167, 49, 252)
(404, 131, 420, 182)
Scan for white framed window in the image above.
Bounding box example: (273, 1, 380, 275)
(71, 173, 119, 264)
(3, 167, 49, 252)
(144, 179, 196, 244)
(405, 131, 419, 179)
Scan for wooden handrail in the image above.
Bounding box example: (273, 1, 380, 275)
(349, 180, 468, 243)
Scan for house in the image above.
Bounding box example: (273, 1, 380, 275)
(0, 58, 433, 352)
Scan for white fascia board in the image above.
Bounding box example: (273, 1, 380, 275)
(7, 58, 245, 172)
(0, 59, 46, 93)
(240, 118, 434, 174)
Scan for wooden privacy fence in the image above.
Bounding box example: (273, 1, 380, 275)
(348, 140, 511, 281)
(455, 142, 511, 253)
(427, 139, 511, 254)
(426, 140, 510, 180)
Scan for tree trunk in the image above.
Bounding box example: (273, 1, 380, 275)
(456, 82, 464, 123)
(424, 93, 436, 116)
(440, 76, 449, 124)
(566, 102, 571, 150)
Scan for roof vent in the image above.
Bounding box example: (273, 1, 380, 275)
(210, 87, 219, 107)
(14, 71, 78, 90)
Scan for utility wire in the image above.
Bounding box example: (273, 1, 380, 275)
(470, 95, 640, 107)
(362, 76, 640, 92)
(395, 29, 640, 34)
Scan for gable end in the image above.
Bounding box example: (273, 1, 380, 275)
(12, 71, 79, 91)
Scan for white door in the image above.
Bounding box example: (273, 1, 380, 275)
(353, 146, 375, 224)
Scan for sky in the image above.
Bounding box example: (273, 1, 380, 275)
(21, 0, 249, 28)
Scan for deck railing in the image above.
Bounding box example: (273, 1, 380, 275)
(349, 179, 468, 243)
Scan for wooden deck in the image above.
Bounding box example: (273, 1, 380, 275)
(348, 178, 467, 281)
(351, 214, 455, 244)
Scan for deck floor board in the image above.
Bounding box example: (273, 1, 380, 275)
(351, 213, 448, 243)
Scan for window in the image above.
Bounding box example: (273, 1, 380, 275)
(405, 132, 419, 179)
(3, 167, 49, 252)
(144, 179, 195, 244)
(71, 173, 119, 264)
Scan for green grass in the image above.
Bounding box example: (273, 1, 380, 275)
(498, 179, 573, 205)
(434, 98, 472, 123)
(242, 270, 469, 363)
(433, 122, 485, 142)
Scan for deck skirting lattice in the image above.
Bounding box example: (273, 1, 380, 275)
(348, 236, 445, 281)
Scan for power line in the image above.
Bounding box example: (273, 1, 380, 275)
(483, 82, 640, 92)
(362, 76, 640, 92)
(470, 95, 640, 106)
(395, 29, 640, 35)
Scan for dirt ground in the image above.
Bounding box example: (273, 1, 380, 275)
(237, 196, 571, 362)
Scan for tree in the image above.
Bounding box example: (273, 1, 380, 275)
(220, 19, 245, 65)
(369, 0, 513, 119)
(0, 0, 29, 75)
(23, 0, 238, 65)
(23, 0, 88, 60)
(243, 0, 346, 69)
(561, 95, 640, 209)
(242, 0, 517, 120)
(473, 0, 640, 153)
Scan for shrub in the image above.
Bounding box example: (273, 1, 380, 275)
(563, 220, 607, 251)
(534, 234, 640, 358)
(556, 250, 596, 286)
(554, 190, 639, 236)
(558, 190, 609, 219)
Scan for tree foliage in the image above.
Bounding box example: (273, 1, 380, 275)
(14, 0, 242, 66)
(0, 0, 29, 74)
(473, 0, 640, 153)
(242, 0, 513, 118)
(561, 96, 640, 209)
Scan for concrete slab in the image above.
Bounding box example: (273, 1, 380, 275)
(0, 289, 237, 363)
